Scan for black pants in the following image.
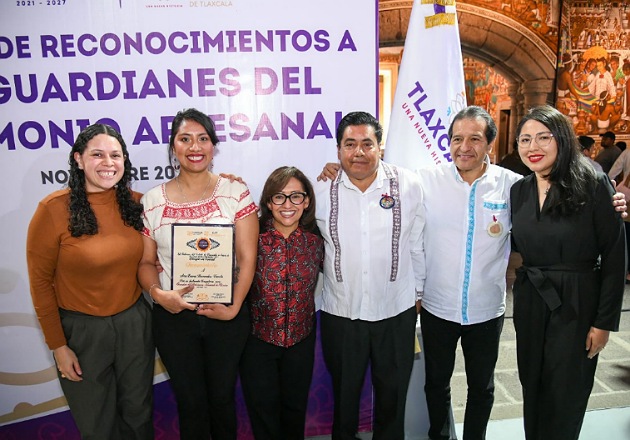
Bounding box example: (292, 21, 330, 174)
(239, 329, 316, 440)
(514, 273, 598, 440)
(420, 308, 504, 440)
(59, 297, 154, 440)
(320, 307, 417, 440)
(625, 221, 630, 273)
(153, 304, 250, 440)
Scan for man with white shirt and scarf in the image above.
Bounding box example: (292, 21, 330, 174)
(315, 111, 425, 440)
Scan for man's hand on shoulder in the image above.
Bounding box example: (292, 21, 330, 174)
(317, 163, 341, 182)
(611, 181, 628, 218)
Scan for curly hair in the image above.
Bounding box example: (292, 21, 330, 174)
(67, 124, 144, 237)
(516, 105, 596, 218)
(258, 166, 319, 235)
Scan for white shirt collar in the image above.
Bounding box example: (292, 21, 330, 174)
(339, 160, 387, 192)
(451, 155, 492, 184)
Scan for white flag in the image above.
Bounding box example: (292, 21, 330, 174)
(384, 0, 466, 170)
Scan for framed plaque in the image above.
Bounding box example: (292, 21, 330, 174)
(171, 223, 235, 304)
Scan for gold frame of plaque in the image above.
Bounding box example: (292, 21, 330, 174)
(170, 223, 235, 304)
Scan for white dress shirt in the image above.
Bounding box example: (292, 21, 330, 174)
(588, 157, 604, 173)
(418, 160, 522, 325)
(315, 161, 425, 321)
(608, 149, 630, 180)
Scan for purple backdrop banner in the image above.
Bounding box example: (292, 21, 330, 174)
(0, 0, 378, 436)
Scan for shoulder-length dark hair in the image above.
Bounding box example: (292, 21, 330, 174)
(516, 105, 596, 217)
(168, 108, 220, 168)
(258, 166, 319, 235)
(67, 124, 144, 237)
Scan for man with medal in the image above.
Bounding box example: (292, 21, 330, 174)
(415, 106, 521, 440)
(314, 111, 426, 440)
(417, 106, 629, 440)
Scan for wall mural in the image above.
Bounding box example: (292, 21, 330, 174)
(464, 56, 510, 113)
(463, 56, 510, 161)
(556, 0, 630, 136)
(460, 1, 630, 140)
(464, 0, 561, 47)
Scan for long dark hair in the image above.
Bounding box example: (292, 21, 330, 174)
(68, 124, 144, 237)
(516, 105, 596, 217)
(168, 108, 220, 169)
(258, 166, 319, 235)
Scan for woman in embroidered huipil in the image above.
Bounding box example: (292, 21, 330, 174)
(138, 108, 259, 440)
(239, 166, 324, 440)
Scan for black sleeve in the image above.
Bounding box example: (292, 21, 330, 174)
(592, 174, 626, 331)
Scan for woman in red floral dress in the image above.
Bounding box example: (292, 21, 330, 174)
(240, 166, 324, 440)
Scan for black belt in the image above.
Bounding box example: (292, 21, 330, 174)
(515, 262, 598, 311)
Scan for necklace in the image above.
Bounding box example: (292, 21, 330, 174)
(176, 173, 212, 203)
(538, 179, 550, 196)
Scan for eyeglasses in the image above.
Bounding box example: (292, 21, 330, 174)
(270, 192, 307, 205)
(517, 132, 554, 148)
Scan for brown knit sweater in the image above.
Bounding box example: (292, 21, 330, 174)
(26, 188, 143, 350)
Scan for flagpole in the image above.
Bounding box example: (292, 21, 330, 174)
(387, 2, 466, 439)
(384, 0, 466, 172)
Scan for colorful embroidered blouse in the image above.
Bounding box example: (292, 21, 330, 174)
(141, 177, 258, 291)
(249, 225, 323, 347)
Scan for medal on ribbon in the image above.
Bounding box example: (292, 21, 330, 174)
(380, 193, 395, 209)
(487, 215, 503, 237)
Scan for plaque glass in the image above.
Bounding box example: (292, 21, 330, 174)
(171, 223, 235, 304)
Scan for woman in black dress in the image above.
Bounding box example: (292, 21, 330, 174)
(510, 105, 625, 440)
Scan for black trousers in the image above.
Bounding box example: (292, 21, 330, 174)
(420, 308, 504, 440)
(320, 307, 417, 440)
(153, 304, 250, 440)
(59, 297, 154, 440)
(514, 274, 598, 440)
(625, 221, 630, 273)
(239, 329, 316, 440)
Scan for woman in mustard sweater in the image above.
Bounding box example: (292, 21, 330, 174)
(26, 124, 153, 440)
